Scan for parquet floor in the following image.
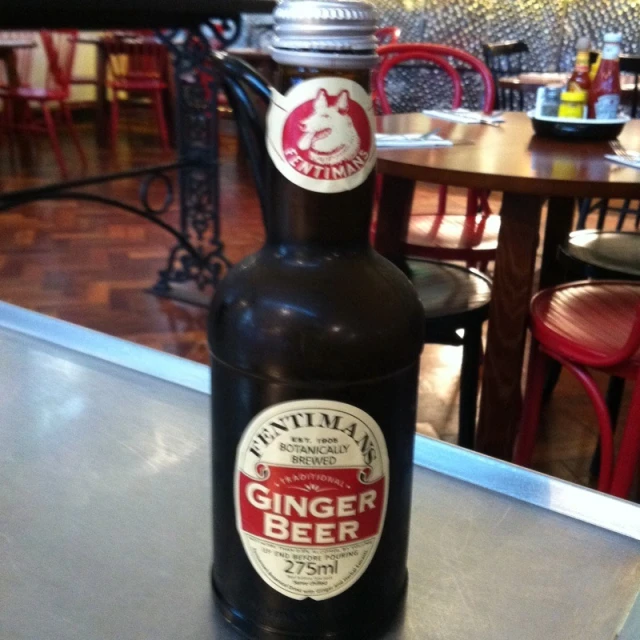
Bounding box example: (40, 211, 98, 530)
(0, 114, 636, 492)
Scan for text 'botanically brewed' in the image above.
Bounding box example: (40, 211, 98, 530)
(235, 400, 389, 600)
(266, 77, 377, 194)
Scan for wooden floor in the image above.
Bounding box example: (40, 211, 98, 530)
(0, 114, 636, 492)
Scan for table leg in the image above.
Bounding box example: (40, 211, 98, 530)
(475, 192, 544, 459)
(373, 174, 415, 260)
(539, 197, 575, 290)
(95, 44, 108, 149)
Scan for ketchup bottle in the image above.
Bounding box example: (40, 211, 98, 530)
(589, 32, 622, 119)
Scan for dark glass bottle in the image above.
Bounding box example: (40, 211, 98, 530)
(209, 2, 424, 637)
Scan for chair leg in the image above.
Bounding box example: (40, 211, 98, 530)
(596, 199, 609, 229)
(609, 379, 640, 499)
(590, 376, 626, 477)
(110, 93, 120, 150)
(437, 185, 447, 216)
(616, 200, 632, 231)
(458, 322, 483, 450)
(42, 104, 68, 178)
(152, 90, 170, 151)
(542, 359, 563, 404)
(559, 358, 614, 492)
(576, 198, 591, 230)
(60, 101, 87, 167)
(513, 342, 549, 466)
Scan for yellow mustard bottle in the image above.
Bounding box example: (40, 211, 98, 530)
(558, 90, 587, 118)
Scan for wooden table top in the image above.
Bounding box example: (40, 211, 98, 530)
(500, 72, 637, 94)
(376, 112, 640, 199)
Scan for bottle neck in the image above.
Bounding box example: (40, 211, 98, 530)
(574, 50, 590, 72)
(602, 42, 621, 61)
(265, 65, 375, 250)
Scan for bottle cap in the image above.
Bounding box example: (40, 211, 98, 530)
(603, 32, 622, 43)
(270, 0, 378, 69)
(576, 36, 590, 51)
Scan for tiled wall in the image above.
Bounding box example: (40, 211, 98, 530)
(241, 0, 639, 111)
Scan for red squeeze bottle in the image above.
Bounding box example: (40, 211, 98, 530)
(589, 32, 622, 119)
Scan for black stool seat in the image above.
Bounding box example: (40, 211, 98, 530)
(407, 258, 491, 325)
(565, 230, 640, 279)
(405, 258, 492, 450)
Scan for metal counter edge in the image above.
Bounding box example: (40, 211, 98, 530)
(0, 300, 638, 543)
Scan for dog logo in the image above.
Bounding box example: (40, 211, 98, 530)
(267, 78, 376, 193)
(297, 89, 361, 166)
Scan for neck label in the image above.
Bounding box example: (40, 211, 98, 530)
(267, 77, 376, 194)
(234, 399, 389, 600)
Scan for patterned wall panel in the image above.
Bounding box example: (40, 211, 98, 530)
(487, 0, 567, 72)
(373, 0, 426, 43)
(559, 0, 640, 71)
(240, 0, 640, 113)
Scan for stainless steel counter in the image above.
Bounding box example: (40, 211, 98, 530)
(0, 302, 638, 639)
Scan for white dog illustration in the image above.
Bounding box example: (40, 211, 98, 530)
(297, 89, 361, 165)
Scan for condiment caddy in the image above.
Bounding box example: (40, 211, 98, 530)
(529, 32, 628, 140)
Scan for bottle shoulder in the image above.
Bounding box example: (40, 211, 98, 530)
(208, 247, 425, 382)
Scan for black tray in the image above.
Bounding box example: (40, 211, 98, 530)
(528, 111, 629, 141)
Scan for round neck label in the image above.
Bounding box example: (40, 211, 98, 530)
(266, 77, 377, 194)
(234, 399, 389, 601)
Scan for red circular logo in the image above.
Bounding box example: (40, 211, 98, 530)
(282, 88, 373, 182)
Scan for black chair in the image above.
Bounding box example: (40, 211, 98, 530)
(621, 53, 640, 118)
(216, 51, 492, 450)
(577, 54, 640, 230)
(408, 259, 491, 449)
(482, 40, 529, 111)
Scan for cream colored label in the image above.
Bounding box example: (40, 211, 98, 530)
(266, 77, 377, 194)
(234, 400, 389, 600)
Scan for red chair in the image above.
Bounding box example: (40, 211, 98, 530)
(513, 281, 640, 499)
(376, 43, 499, 271)
(375, 26, 401, 46)
(104, 32, 170, 151)
(0, 30, 85, 177)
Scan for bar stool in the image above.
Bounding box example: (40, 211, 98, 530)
(513, 281, 640, 498)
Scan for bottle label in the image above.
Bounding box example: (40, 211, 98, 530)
(234, 399, 389, 601)
(266, 77, 377, 194)
(594, 93, 620, 119)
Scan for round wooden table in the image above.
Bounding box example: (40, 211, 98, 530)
(375, 111, 640, 460)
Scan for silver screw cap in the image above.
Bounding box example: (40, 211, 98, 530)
(270, 0, 378, 70)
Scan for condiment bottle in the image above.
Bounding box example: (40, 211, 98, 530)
(558, 90, 587, 119)
(568, 37, 591, 92)
(589, 33, 622, 119)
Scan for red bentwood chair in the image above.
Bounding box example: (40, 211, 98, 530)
(0, 30, 86, 177)
(374, 26, 401, 46)
(376, 44, 498, 271)
(513, 281, 640, 499)
(104, 32, 170, 151)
